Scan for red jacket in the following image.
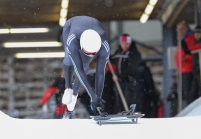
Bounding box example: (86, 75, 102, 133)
(105, 63, 116, 74)
(174, 33, 195, 74)
(174, 47, 193, 73)
(158, 99, 164, 118)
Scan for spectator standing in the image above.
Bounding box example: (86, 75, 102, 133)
(41, 70, 67, 119)
(174, 21, 195, 107)
(111, 34, 142, 112)
(102, 61, 116, 114)
(135, 61, 160, 118)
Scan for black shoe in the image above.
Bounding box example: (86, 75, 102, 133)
(62, 111, 73, 119)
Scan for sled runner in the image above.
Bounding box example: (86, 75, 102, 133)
(90, 104, 144, 125)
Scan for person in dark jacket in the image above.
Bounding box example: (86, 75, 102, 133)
(135, 61, 159, 118)
(102, 61, 116, 114)
(41, 70, 68, 119)
(167, 75, 178, 117)
(111, 34, 142, 112)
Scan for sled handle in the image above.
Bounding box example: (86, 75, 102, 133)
(97, 107, 108, 117)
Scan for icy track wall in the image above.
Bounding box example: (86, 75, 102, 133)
(176, 97, 201, 117)
(1, 110, 201, 139)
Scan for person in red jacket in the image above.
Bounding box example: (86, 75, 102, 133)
(41, 70, 68, 119)
(187, 26, 201, 104)
(174, 21, 195, 106)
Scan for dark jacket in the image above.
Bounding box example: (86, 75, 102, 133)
(51, 77, 66, 105)
(135, 62, 155, 98)
(167, 82, 178, 102)
(192, 39, 201, 75)
(167, 82, 178, 117)
(111, 41, 141, 82)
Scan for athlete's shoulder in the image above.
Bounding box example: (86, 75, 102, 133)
(71, 15, 96, 21)
(97, 40, 110, 60)
(101, 40, 110, 52)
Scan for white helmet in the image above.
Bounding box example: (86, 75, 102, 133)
(80, 29, 101, 57)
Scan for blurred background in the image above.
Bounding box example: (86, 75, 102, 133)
(0, 0, 200, 119)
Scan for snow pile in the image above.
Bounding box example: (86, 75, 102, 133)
(0, 110, 11, 119)
(176, 97, 201, 117)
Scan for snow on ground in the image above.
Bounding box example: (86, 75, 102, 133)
(1, 110, 201, 139)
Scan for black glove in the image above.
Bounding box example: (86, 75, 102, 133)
(90, 98, 105, 115)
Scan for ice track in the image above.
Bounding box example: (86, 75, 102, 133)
(0, 110, 201, 139)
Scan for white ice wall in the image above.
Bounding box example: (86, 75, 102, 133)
(1, 111, 201, 139)
(176, 97, 201, 117)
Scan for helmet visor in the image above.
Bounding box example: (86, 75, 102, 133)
(82, 47, 97, 56)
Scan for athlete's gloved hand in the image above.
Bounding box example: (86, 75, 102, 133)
(90, 98, 105, 115)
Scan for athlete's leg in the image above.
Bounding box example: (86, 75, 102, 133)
(62, 19, 75, 105)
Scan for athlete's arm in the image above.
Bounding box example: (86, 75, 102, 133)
(65, 38, 98, 102)
(95, 40, 110, 98)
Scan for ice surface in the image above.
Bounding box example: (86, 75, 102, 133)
(185, 105, 201, 117)
(176, 97, 201, 117)
(0, 110, 201, 139)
